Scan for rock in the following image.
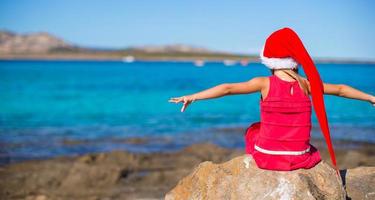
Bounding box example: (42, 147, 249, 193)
(59, 162, 122, 192)
(344, 166, 375, 199)
(165, 154, 346, 200)
(341, 151, 372, 168)
(25, 195, 48, 200)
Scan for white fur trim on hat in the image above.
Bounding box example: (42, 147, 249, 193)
(260, 47, 298, 69)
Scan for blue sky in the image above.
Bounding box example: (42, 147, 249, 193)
(1, 0, 374, 60)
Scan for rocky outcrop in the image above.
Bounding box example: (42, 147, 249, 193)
(166, 154, 374, 200)
(0, 143, 242, 200)
(344, 166, 375, 199)
(0, 142, 374, 200)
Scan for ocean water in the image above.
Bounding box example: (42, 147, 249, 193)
(0, 60, 374, 164)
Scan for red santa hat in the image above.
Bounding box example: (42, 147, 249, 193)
(260, 27, 338, 170)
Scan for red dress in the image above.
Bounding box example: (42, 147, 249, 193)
(244, 75, 321, 171)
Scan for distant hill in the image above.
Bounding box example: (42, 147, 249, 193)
(0, 30, 253, 61)
(126, 44, 215, 54)
(0, 30, 224, 55)
(0, 30, 76, 54)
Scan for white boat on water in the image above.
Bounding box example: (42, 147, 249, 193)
(122, 56, 135, 63)
(223, 59, 237, 66)
(194, 60, 205, 67)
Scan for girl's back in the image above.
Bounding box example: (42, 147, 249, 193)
(245, 74, 321, 171)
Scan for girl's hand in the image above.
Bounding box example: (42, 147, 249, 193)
(370, 95, 375, 106)
(169, 95, 195, 112)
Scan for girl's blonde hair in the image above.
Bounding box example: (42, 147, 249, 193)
(271, 68, 310, 96)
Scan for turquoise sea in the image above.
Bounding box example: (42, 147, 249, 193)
(0, 60, 374, 164)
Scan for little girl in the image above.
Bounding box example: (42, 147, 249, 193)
(169, 28, 375, 171)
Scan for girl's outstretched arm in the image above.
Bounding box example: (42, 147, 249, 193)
(323, 83, 375, 106)
(285, 71, 375, 106)
(169, 77, 266, 112)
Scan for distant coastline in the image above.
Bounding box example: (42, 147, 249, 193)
(1, 54, 375, 65)
(0, 52, 256, 62)
(1, 30, 375, 64)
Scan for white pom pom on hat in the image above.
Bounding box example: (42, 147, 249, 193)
(260, 46, 298, 69)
